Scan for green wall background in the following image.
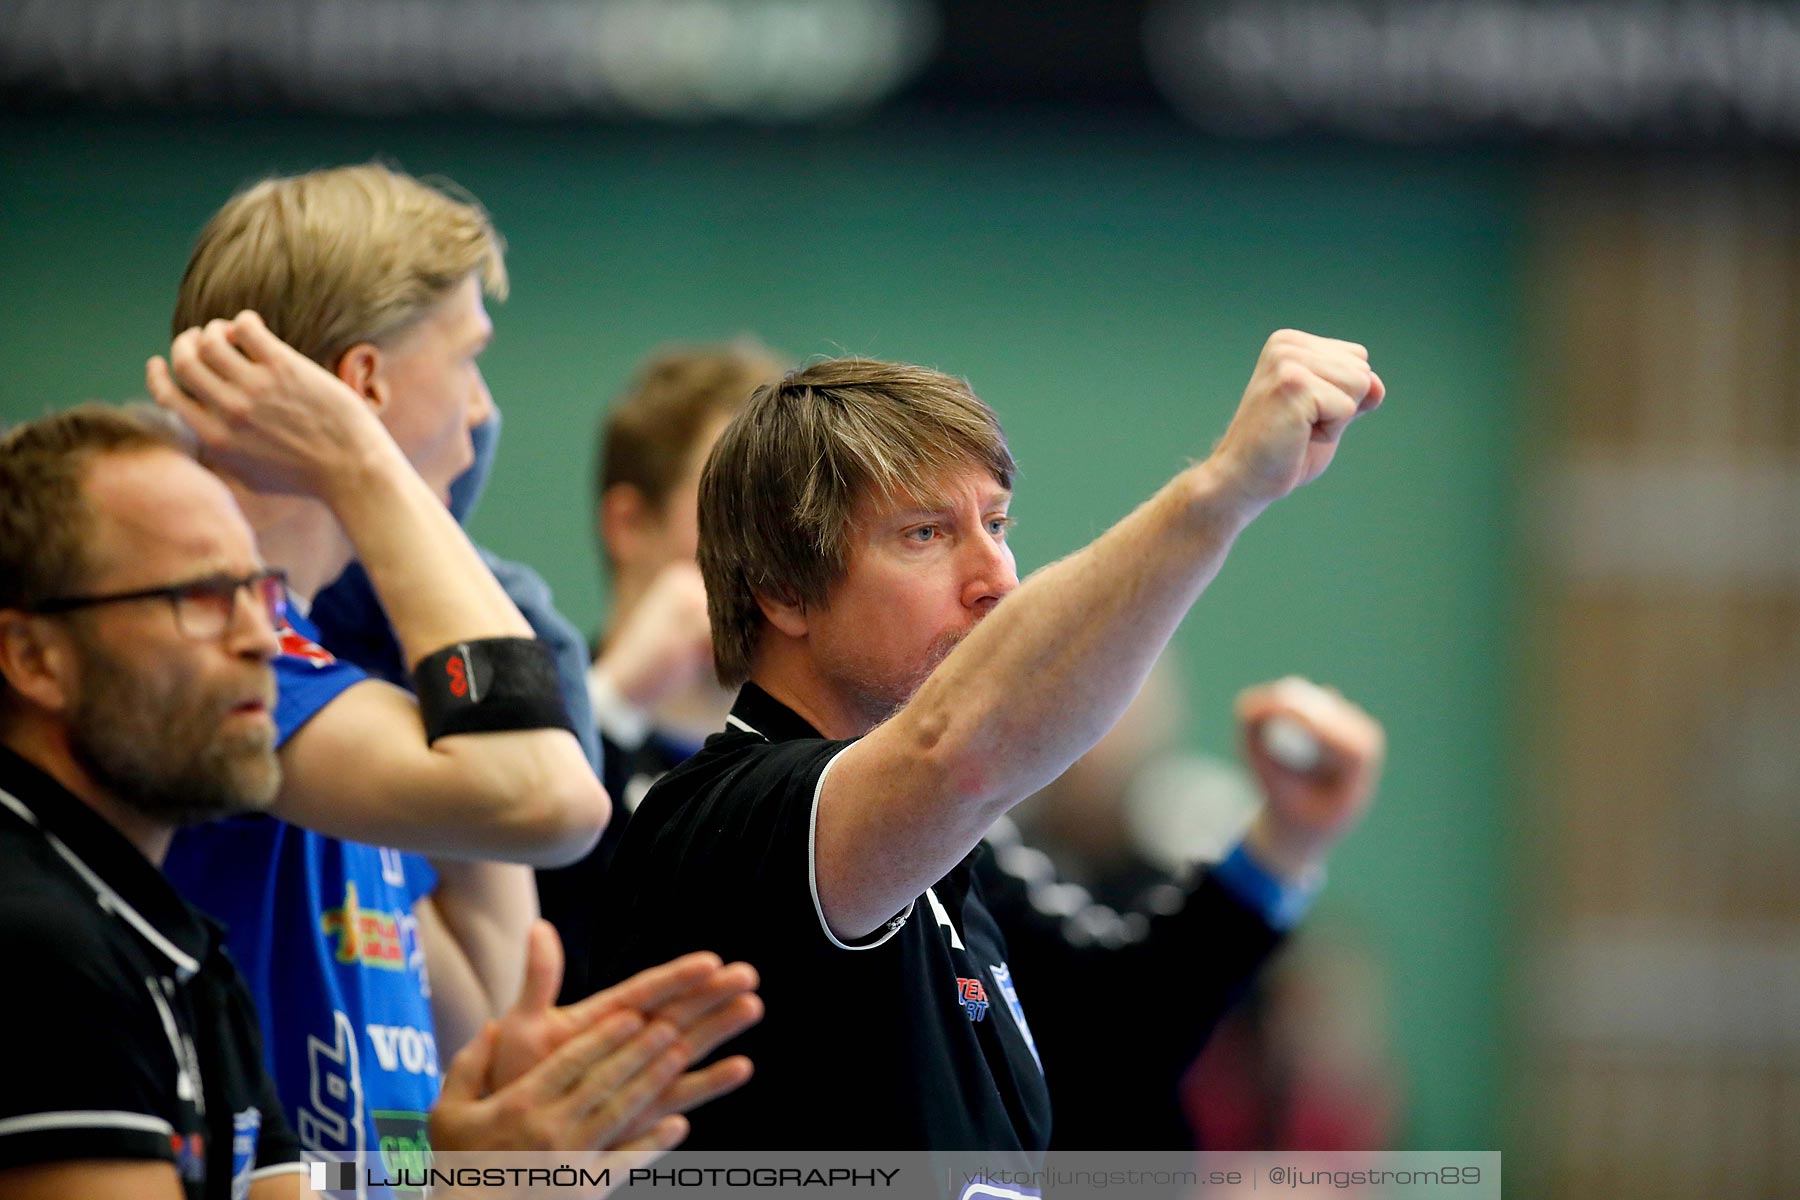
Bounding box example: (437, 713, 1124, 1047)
(0, 111, 1523, 1153)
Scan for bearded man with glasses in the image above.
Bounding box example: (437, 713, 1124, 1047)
(0, 406, 763, 1200)
(0, 406, 304, 1198)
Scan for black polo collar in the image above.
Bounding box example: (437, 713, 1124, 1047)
(725, 682, 829, 744)
(0, 743, 219, 980)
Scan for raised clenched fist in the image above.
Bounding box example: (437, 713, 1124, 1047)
(1207, 330, 1384, 513)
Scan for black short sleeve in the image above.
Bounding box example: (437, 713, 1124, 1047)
(623, 735, 878, 962)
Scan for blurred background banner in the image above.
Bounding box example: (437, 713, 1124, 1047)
(1, 0, 941, 121)
(11, 0, 1800, 140)
(2, 3, 1795, 1197)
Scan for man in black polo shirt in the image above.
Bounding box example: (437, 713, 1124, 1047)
(592, 335, 1389, 1153)
(0, 406, 304, 1199)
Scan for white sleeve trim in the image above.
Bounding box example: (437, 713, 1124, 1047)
(250, 1162, 308, 1180)
(807, 745, 914, 951)
(0, 1110, 175, 1139)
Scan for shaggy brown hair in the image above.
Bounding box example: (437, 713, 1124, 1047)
(698, 359, 1015, 684)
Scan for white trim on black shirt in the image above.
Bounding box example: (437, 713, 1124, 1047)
(724, 715, 916, 951)
(0, 785, 200, 978)
(0, 1111, 176, 1140)
(805, 746, 916, 951)
(0, 756, 304, 1188)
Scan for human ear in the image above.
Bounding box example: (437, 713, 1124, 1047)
(601, 484, 654, 567)
(753, 590, 808, 639)
(334, 343, 387, 414)
(0, 611, 77, 715)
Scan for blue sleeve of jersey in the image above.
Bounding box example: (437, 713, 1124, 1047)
(403, 852, 437, 905)
(303, 566, 407, 687)
(273, 640, 368, 747)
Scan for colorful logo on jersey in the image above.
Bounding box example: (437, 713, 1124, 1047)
(277, 622, 337, 666)
(320, 881, 406, 969)
(956, 976, 990, 1022)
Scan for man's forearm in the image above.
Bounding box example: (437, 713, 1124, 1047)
(815, 331, 1381, 938)
(420, 861, 540, 1053)
(898, 461, 1254, 814)
(819, 463, 1259, 939)
(309, 436, 609, 850)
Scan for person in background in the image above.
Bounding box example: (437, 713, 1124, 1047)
(999, 659, 1401, 1147)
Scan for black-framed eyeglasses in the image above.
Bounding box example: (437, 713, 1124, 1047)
(28, 568, 289, 642)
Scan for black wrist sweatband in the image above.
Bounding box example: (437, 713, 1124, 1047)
(413, 637, 576, 744)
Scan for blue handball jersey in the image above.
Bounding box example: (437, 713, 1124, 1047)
(164, 610, 439, 1189)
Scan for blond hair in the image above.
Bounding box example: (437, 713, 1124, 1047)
(698, 359, 1015, 685)
(173, 163, 507, 363)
